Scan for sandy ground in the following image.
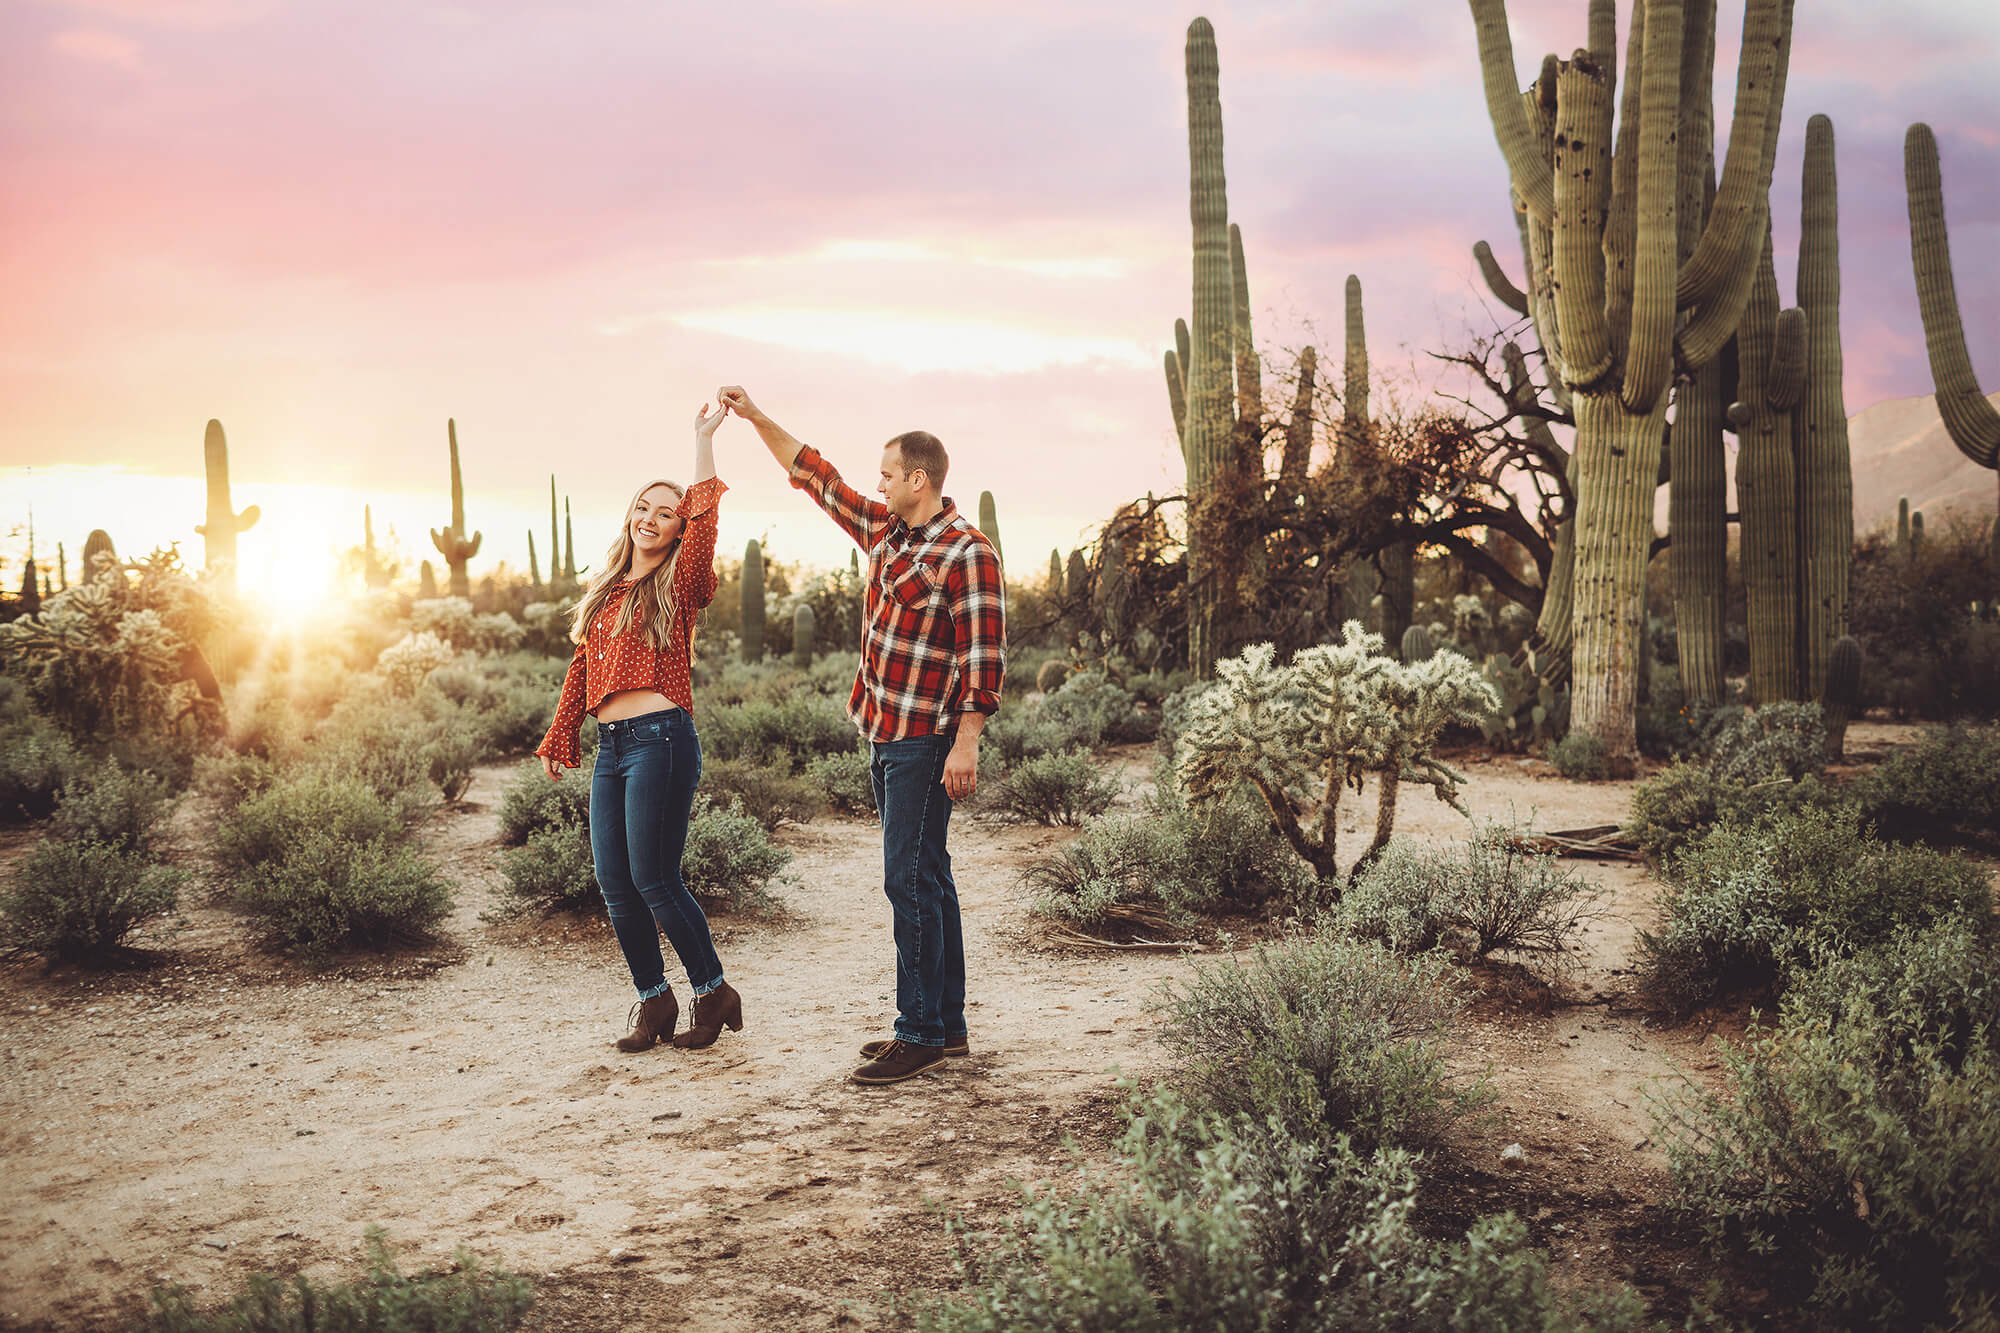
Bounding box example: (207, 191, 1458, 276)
(0, 723, 1946, 1330)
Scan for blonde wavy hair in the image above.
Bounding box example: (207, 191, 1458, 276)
(567, 479, 693, 653)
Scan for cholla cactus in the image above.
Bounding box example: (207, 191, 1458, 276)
(376, 631, 457, 696)
(1176, 624, 1500, 886)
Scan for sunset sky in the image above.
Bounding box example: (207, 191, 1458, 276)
(3, 0, 1996, 604)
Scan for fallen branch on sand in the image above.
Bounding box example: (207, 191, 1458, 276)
(1508, 824, 1644, 862)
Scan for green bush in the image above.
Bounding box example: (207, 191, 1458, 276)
(192, 751, 283, 812)
(1, 836, 185, 961)
(235, 830, 451, 959)
(1654, 923, 2000, 1329)
(1024, 787, 1308, 930)
(1157, 933, 1489, 1153)
(1639, 805, 1993, 1014)
(1626, 760, 1848, 865)
(222, 692, 308, 768)
(50, 765, 173, 852)
(308, 685, 438, 810)
(990, 749, 1119, 826)
(700, 756, 826, 830)
(1039, 672, 1155, 745)
(139, 1224, 532, 1333)
(496, 761, 589, 846)
(1338, 825, 1599, 972)
(1548, 731, 1610, 780)
(681, 795, 791, 914)
(214, 773, 400, 879)
(805, 745, 875, 816)
(498, 822, 599, 913)
(923, 1089, 1641, 1333)
(1848, 722, 2000, 845)
(700, 693, 857, 766)
(0, 711, 90, 821)
(423, 717, 482, 803)
(1704, 701, 1827, 782)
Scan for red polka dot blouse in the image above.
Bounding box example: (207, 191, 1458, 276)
(534, 476, 726, 768)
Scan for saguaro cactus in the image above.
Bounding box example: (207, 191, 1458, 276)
(1470, 0, 1795, 765)
(1821, 634, 1861, 762)
(548, 476, 563, 590)
(55, 543, 67, 592)
(419, 560, 438, 599)
(195, 419, 260, 595)
(82, 530, 117, 583)
(1181, 17, 1234, 675)
(1904, 122, 1999, 589)
(363, 506, 391, 589)
(1734, 229, 1805, 703)
(527, 530, 542, 589)
(563, 499, 577, 583)
(978, 491, 1004, 568)
(741, 539, 766, 663)
(793, 604, 816, 670)
(428, 419, 482, 599)
(1795, 114, 1852, 701)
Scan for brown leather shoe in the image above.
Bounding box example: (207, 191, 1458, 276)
(851, 1039, 946, 1085)
(615, 991, 677, 1052)
(860, 1034, 969, 1059)
(670, 981, 743, 1049)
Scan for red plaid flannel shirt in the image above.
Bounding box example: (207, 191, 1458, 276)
(788, 445, 1006, 742)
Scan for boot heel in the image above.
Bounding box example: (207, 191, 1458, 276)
(724, 996, 744, 1031)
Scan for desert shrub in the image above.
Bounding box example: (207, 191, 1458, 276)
(982, 707, 1089, 766)
(805, 745, 875, 816)
(1654, 923, 2000, 1329)
(1848, 722, 2000, 845)
(1024, 787, 1309, 930)
(425, 720, 481, 803)
(922, 1090, 1645, 1333)
(1, 836, 185, 961)
(138, 1224, 533, 1333)
(1704, 701, 1827, 782)
(407, 597, 480, 651)
(1639, 804, 1993, 1013)
(235, 830, 451, 959)
(700, 756, 826, 830)
(376, 631, 458, 696)
(308, 686, 438, 809)
(700, 693, 857, 767)
(1848, 518, 2000, 721)
(496, 761, 589, 846)
(681, 796, 791, 914)
(1039, 672, 1154, 745)
(214, 773, 401, 878)
(1626, 761, 1849, 865)
(222, 692, 308, 767)
(49, 765, 173, 852)
(0, 711, 91, 821)
(1548, 731, 1610, 780)
(1157, 933, 1489, 1153)
(499, 822, 599, 913)
(989, 749, 1119, 826)
(429, 657, 559, 756)
(1338, 826, 1598, 972)
(192, 751, 283, 811)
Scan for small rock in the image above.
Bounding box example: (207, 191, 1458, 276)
(651, 1111, 682, 1122)
(1501, 1143, 1526, 1164)
(200, 1236, 229, 1251)
(1632, 1137, 1650, 1152)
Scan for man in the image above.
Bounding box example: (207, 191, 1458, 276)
(717, 386, 1005, 1085)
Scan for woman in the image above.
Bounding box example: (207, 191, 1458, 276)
(535, 402, 742, 1052)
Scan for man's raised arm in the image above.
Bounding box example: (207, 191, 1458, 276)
(718, 385, 888, 553)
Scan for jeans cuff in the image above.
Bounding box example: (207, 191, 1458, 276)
(692, 975, 725, 997)
(635, 978, 675, 1001)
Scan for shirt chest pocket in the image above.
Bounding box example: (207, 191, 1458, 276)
(880, 553, 943, 612)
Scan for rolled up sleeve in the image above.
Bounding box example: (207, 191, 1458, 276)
(949, 537, 1007, 716)
(789, 445, 891, 553)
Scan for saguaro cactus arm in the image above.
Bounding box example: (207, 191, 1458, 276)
(1904, 122, 2000, 469)
(1474, 239, 1531, 315)
(1618, 0, 1686, 411)
(1675, 0, 1792, 310)
(1551, 58, 1616, 388)
(1229, 222, 1262, 423)
(1470, 0, 1557, 225)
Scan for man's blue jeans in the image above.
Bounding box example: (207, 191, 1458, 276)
(870, 733, 966, 1048)
(590, 709, 724, 999)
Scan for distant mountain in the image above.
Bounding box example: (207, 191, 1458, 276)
(1845, 390, 1998, 536)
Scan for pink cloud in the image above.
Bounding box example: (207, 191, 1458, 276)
(48, 26, 142, 69)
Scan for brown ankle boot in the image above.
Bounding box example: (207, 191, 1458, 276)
(670, 981, 743, 1049)
(615, 991, 678, 1052)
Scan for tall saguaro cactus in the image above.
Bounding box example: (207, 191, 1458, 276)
(429, 419, 482, 599)
(195, 419, 260, 596)
(1181, 16, 1235, 675)
(741, 538, 766, 664)
(1470, 0, 1795, 765)
(1795, 114, 1852, 699)
(977, 491, 1004, 568)
(1904, 122, 1999, 589)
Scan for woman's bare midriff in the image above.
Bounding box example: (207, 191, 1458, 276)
(595, 689, 682, 722)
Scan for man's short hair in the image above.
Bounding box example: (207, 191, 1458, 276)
(886, 430, 949, 492)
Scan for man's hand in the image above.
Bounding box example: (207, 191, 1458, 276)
(717, 386, 763, 424)
(694, 401, 727, 439)
(542, 754, 563, 782)
(942, 734, 980, 801)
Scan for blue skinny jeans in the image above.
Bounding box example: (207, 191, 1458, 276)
(589, 708, 724, 999)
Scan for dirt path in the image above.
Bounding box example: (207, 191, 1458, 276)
(4, 734, 1908, 1329)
